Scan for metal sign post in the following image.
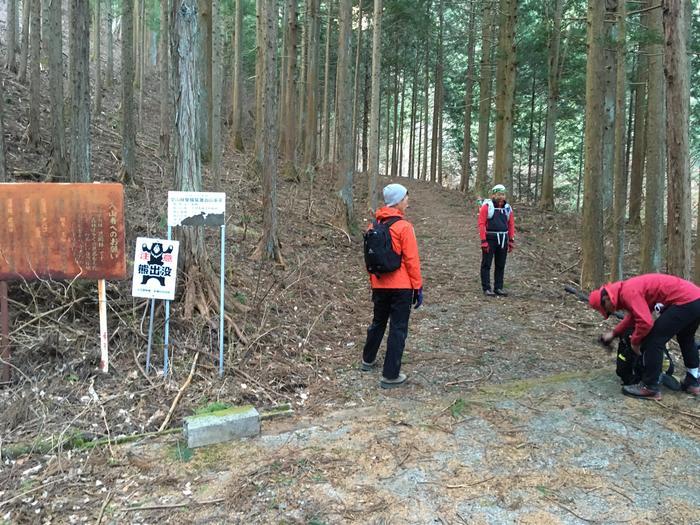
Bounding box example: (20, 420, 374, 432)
(166, 191, 227, 376)
(131, 236, 180, 375)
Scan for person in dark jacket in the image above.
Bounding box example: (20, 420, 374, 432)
(478, 184, 515, 296)
(361, 183, 423, 389)
(589, 273, 700, 399)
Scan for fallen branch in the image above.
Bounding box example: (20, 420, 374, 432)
(159, 352, 199, 432)
(124, 498, 225, 512)
(96, 491, 114, 525)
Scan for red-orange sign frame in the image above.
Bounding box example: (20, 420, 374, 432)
(0, 183, 127, 281)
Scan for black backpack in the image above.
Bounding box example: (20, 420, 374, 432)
(363, 217, 403, 276)
(616, 334, 675, 386)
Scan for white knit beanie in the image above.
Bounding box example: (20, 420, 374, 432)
(383, 183, 408, 207)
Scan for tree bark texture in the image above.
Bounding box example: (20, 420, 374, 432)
(231, 0, 244, 151)
(211, 0, 223, 181)
(460, 2, 477, 192)
(641, 3, 664, 273)
(493, 0, 517, 190)
(46, 0, 68, 180)
(581, 0, 605, 289)
(475, 3, 494, 196)
(430, 0, 443, 185)
(106, 0, 113, 87)
(94, 0, 102, 114)
(7, 0, 18, 72)
(321, 0, 334, 164)
(303, 0, 320, 167)
(70, 0, 91, 182)
(28, 0, 41, 147)
(198, 0, 212, 162)
(540, 0, 564, 210)
(256, 0, 282, 261)
(664, 0, 690, 278)
(18, 0, 31, 83)
(335, 0, 354, 229)
(0, 76, 7, 181)
(627, 42, 647, 227)
(351, 0, 363, 170)
(610, 0, 626, 281)
(601, 1, 617, 218)
(121, 0, 136, 181)
(159, 0, 171, 157)
(367, 0, 382, 211)
(282, 0, 298, 175)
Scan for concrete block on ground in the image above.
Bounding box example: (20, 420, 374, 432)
(184, 405, 260, 448)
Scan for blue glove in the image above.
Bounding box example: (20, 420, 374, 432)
(413, 287, 423, 309)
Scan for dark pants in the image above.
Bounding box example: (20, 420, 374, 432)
(641, 299, 700, 386)
(480, 237, 508, 291)
(362, 290, 413, 379)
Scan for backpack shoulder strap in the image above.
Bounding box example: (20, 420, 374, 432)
(381, 217, 403, 227)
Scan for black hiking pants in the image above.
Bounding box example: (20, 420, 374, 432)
(480, 237, 508, 292)
(362, 289, 413, 380)
(641, 299, 700, 386)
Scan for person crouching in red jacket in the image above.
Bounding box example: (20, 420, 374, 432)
(589, 273, 700, 399)
(361, 183, 423, 389)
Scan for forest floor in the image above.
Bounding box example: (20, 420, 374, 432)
(1, 12, 700, 524)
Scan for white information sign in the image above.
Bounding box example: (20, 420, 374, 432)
(131, 237, 180, 300)
(167, 191, 226, 227)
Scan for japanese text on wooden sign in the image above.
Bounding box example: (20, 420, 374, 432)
(0, 183, 127, 281)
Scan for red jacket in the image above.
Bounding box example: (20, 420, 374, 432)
(478, 200, 515, 242)
(368, 207, 422, 290)
(607, 273, 700, 346)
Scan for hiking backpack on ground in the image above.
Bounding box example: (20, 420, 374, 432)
(363, 217, 403, 276)
(615, 334, 675, 386)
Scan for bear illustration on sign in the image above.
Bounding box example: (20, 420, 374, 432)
(140, 242, 174, 286)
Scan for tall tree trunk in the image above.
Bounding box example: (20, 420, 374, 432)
(460, 1, 477, 192)
(641, 3, 664, 273)
(525, 69, 536, 202)
(46, 0, 68, 179)
(18, 0, 31, 83)
(398, 68, 406, 178)
(581, 0, 605, 289)
(231, 0, 244, 151)
(408, 51, 418, 180)
(282, 0, 298, 177)
(7, 0, 18, 72)
(296, 0, 307, 154)
(335, 0, 354, 229)
(362, 59, 369, 173)
(367, 0, 382, 211)
(475, 2, 494, 196)
(0, 76, 6, 181)
(391, 64, 399, 178)
(493, 0, 517, 189)
(421, 9, 431, 182)
(159, 0, 171, 156)
(255, 0, 282, 261)
(695, 168, 700, 282)
(534, 103, 544, 202)
(303, 0, 319, 168)
(198, 0, 212, 162)
(211, 0, 223, 181)
(351, 0, 363, 169)
(540, 0, 564, 210)
(385, 89, 391, 177)
(430, 0, 443, 185)
(321, 0, 334, 164)
(27, 0, 40, 147)
(121, 0, 136, 182)
(106, 0, 113, 87)
(70, 0, 91, 182)
(94, 0, 102, 114)
(601, 1, 617, 222)
(628, 50, 647, 227)
(664, 0, 690, 278)
(610, 0, 626, 281)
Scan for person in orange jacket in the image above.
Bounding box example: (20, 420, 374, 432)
(362, 183, 423, 389)
(478, 184, 515, 296)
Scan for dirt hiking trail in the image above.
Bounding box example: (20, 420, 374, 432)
(3, 178, 700, 524)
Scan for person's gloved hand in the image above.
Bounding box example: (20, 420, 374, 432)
(508, 238, 515, 253)
(413, 287, 423, 309)
(481, 240, 489, 254)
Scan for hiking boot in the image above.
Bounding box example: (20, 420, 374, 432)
(380, 373, 407, 389)
(494, 289, 508, 297)
(681, 373, 700, 395)
(360, 359, 377, 372)
(622, 382, 661, 400)
(484, 289, 496, 297)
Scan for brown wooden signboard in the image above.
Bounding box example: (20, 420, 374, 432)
(0, 183, 127, 281)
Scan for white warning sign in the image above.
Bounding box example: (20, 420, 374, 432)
(131, 237, 180, 300)
(167, 191, 226, 227)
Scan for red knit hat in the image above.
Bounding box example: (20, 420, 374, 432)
(588, 287, 609, 318)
